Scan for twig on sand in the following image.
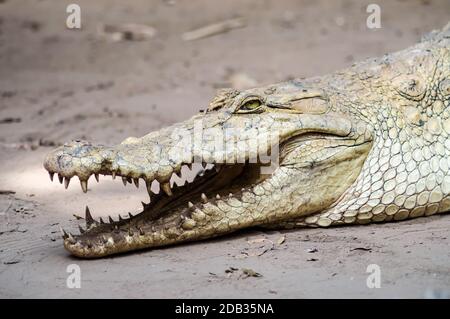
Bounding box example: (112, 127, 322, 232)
(98, 23, 156, 41)
(182, 17, 246, 41)
(0, 190, 16, 195)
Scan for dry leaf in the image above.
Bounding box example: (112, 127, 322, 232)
(276, 236, 286, 245)
(242, 268, 262, 277)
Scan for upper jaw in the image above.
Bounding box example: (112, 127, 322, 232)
(43, 109, 355, 194)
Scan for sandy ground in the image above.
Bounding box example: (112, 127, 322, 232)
(0, 0, 449, 298)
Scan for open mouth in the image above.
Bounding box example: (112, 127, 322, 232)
(46, 122, 372, 258)
(53, 157, 269, 257)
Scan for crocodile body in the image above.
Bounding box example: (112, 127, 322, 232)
(44, 24, 450, 258)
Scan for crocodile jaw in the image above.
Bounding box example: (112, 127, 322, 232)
(44, 108, 372, 257)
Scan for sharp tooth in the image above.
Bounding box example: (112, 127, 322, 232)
(78, 225, 85, 234)
(216, 194, 221, 200)
(58, 174, 63, 184)
(133, 178, 139, 188)
(64, 177, 71, 189)
(201, 193, 208, 203)
(177, 179, 186, 187)
(145, 180, 153, 197)
(108, 216, 114, 223)
(141, 201, 150, 210)
(94, 174, 99, 182)
(153, 180, 161, 193)
(161, 182, 172, 196)
(122, 177, 128, 186)
(181, 218, 196, 230)
(60, 227, 68, 239)
(49, 172, 54, 182)
(128, 213, 134, 218)
(67, 233, 76, 244)
(85, 206, 94, 227)
(80, 179, 88, 193)
(188, 201, 194, 208)
(111, 171, 116, 179)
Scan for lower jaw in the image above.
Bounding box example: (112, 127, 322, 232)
(63, 162, 268, 257)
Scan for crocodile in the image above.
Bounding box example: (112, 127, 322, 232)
(44, 24, 450, 258)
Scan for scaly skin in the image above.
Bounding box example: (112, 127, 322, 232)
(44, 24, 450, 258)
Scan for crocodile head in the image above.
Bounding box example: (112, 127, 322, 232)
(44, 25, 450, 258)
(44, 81, 373, 257)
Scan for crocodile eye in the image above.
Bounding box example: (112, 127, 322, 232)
(237, 98, 263, 113)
